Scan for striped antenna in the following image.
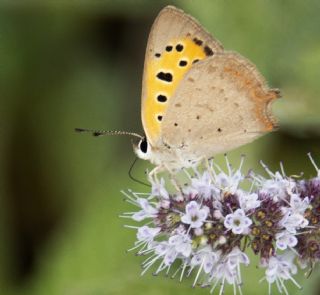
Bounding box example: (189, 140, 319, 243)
(75, 128, 143, 139)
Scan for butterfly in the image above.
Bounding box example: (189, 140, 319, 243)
(77, 5, 280, 175)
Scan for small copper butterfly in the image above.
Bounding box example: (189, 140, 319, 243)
(77, 5, 280, 174)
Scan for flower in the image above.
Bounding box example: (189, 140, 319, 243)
(154, 242, 177, 267)
(289, 194, 310, 214)
(132, 198, 158, 221)
(190, 246, 219, 274)
(151, 177, 169, 199)
(209, 248, 249, 294)
(169, 234, 192, 257)
(215, 170, 243, 194)
(279, 209, 308, 234)
(277, 194, 310, 234)
(181, 201, 208, 228)
(137, 225, 160, 243)
(258, 169, 296, 201)
(185, 170, 218, 200)
(261, 252, 301, 294)
(224, 209, 252, 234)
(239, 191, 261, 212)
(275, 232, 298, 250)
(122, 154, 320, 294)
(227, 247, 250, 269)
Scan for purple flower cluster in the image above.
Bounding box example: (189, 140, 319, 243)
(122, 154, 320, 294)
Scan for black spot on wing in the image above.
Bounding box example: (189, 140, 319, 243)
(165, 45, 173, 52)
(156, 72, 173, 82)
(204, 46, 214, 56)
(179, 60, 188, 67)
(176, 44, 184, 52)
(157, 94, 167, 102)
(193, 37, 203, 46)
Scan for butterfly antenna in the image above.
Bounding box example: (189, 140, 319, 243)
(75, 128, 143, 139)
(128, 157, 151, 187)
(76, 128, 149, 186)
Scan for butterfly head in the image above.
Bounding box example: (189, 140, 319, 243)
(133, 136, 153, 161)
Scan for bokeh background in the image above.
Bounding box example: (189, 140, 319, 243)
(0, 0, 320, 294)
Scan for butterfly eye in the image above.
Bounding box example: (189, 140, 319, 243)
(139, 138, 148, 154)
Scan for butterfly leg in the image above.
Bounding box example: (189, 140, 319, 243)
(170, 176, 184, 194)
(149, 162, 178, 179)
(191, 157, 217, 185)
(161, 163, 185, 193)
(148, 165, 165, 182)
(203, 157, 216, 180)
(148, 164, 182, 192)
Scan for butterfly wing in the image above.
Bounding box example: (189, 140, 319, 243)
(141, 5, 224, 146)
(161, 52, 280, 158)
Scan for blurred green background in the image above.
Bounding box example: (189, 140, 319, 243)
(0, 0, 320, 294)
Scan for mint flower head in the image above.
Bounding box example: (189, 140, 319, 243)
(122, 154, 320, 295)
